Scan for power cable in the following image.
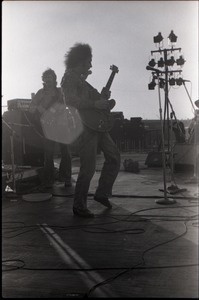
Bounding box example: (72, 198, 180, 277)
(3, 202, 198, 297)
(2, 220, 198, 296)
(85, 219, 194, 297)
(2, 204, 198, 239)
(2, 259, 198, 273)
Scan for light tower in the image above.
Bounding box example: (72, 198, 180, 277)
(146, 30, 186, 204)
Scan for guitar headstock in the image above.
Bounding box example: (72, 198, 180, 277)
(110, 65, 119, 74)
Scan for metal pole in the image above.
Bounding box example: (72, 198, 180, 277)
(156, 63, 176, 205)
(183, 83, 198, 186)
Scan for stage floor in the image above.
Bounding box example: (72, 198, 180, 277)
(2, 152, 198, 298)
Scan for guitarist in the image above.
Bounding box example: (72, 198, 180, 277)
(28, 68, 73, 189)
(61, 43, 120, 218)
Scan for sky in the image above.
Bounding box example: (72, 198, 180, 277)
(2, 0, 198, 120)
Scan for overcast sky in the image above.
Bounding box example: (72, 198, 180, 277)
(2, 1, 198, 120)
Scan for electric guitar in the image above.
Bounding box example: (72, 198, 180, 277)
(79, 65, 119, 132)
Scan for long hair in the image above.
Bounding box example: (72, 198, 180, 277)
(64, 43, 92, 68)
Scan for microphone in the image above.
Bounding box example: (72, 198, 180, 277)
(146, 66, 163, 73)
(81, 70, 92, 80)
(182, 79, 190, 82)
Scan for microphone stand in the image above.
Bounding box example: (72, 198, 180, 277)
(166, 98, 187, 194)
(193, 110, 199, 197)
(183, 81, 195, 111)
(183, 82, 199, 189)
(2, 118, 17, 194)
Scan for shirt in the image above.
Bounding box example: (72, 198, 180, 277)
(61, 69, 100, 111)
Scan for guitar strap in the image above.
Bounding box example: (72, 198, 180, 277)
(23, 111, 44, 138)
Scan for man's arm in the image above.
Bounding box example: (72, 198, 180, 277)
(29, 89, 46, 114)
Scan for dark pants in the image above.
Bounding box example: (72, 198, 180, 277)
(74, 127, 120, 210)
(42, 138, 72, 184)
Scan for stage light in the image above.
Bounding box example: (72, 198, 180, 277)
(148, 58, 156, 67)
(159, 78, 165, 89)
(176, 55, 185, 66)
(176, 77, 183, 86)
(166, 56, 175, 66)
(168, 30, 177, 43)
(158, 57, 164, 67)
(169, 77, 176, 86)
(148, 78, 156, 90)
(153, 32, 163, 44)
(195, 99, 199, 108)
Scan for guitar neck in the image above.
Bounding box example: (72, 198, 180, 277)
(102, 71, 116, 92)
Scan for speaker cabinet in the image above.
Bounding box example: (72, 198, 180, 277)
(173, 143, 197, 172)
(145, 151, 163, 167)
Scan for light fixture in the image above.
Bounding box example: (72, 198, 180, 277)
(195, 99, 199, 108)
(159, 78, 165, 89)
(148, 78, 156, 90)
(148, 58, 156, 67)
(169, 77, 176, 86)
(176, 77, 183, 86)
(153, 32, 163, 44)
(147, 31, 184, 92)
(166, 56, 175, 66)
(168, 30, 177, 43)
(158, 57, 164, 67)
(176, 55, 185, 66)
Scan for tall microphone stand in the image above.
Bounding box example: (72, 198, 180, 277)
(166, 98, 187, 194)
(2, 118, 17, 194)
(183, 82, 199, 188)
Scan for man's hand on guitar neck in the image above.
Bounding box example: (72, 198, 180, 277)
(101, 87, 111, 100)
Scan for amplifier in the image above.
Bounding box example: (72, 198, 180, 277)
(2, 110, 44, 166)
(7, 98, 31, 111)
(145, 151, 163, 167)
(173, 143, 197, 172)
